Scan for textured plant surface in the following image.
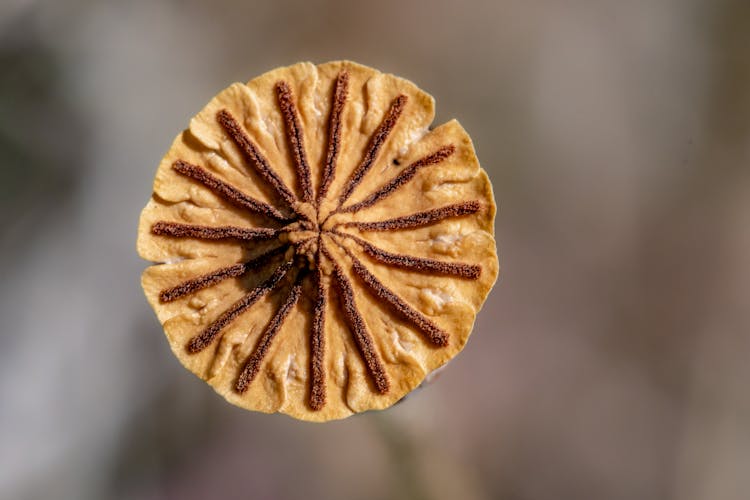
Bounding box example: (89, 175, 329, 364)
(137, 61, 498, 421)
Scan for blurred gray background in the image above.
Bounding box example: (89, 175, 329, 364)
(1, 0, 749, 499)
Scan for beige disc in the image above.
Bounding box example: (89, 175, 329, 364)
(137, 61, 499, 422)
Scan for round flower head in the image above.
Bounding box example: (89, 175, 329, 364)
(137, 61, 499, 421)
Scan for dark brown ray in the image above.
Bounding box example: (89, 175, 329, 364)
(339, 244, 449, 347)
(172, 160, 289, 221)
(331, 256, 390, 394)
(337, 94, 408, 206)
(343, 201, 481, 232)
(151, 221, 277, 241)
(187, 260, 294, 353)
(158, 245, 289, 303)
(318, 70, 349, 203)
(309, 264, 327, 410)
(333, 231, 480, 280)
(276, 81, 313, 203)
(236, 279, 302, 393)
(216, 109, 299, 208)
(341, 145, 455, 213)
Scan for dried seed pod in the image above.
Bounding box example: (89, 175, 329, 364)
(137, 61, 499, 421)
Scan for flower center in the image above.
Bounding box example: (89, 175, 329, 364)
(281, 202, 321, 268)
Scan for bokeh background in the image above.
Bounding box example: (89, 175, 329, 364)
(2, 0, 749, 499)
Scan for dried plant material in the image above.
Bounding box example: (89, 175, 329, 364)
(137, 61, 499, 421)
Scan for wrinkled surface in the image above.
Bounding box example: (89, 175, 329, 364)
(137, 61, 498, 421)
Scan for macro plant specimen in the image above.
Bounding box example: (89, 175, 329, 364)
(137, 61, 498, 421)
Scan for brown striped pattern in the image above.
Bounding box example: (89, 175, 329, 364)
(335, 231, 480, 280)
(318, 71, 349, 202)
(276, 81, 313, 203)
(341, 145, 455, 213)
(337, 95, 408, 206)
(147, 70, 487, 412)
(236, 279, 302, 393)
(341, 246, 449, 347)
(217, 109, 298, 207)
(309, 265, 327, 410)
(344, 201, 481, 231)
(158, 245, 289, 303)
(151, 222, 277, 241)
(332, 261, 390, 394)
(172, 160, 288, 221)
(187, 261, 293, 353)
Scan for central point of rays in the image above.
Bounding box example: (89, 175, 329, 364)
(280, 202, 322, 268)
